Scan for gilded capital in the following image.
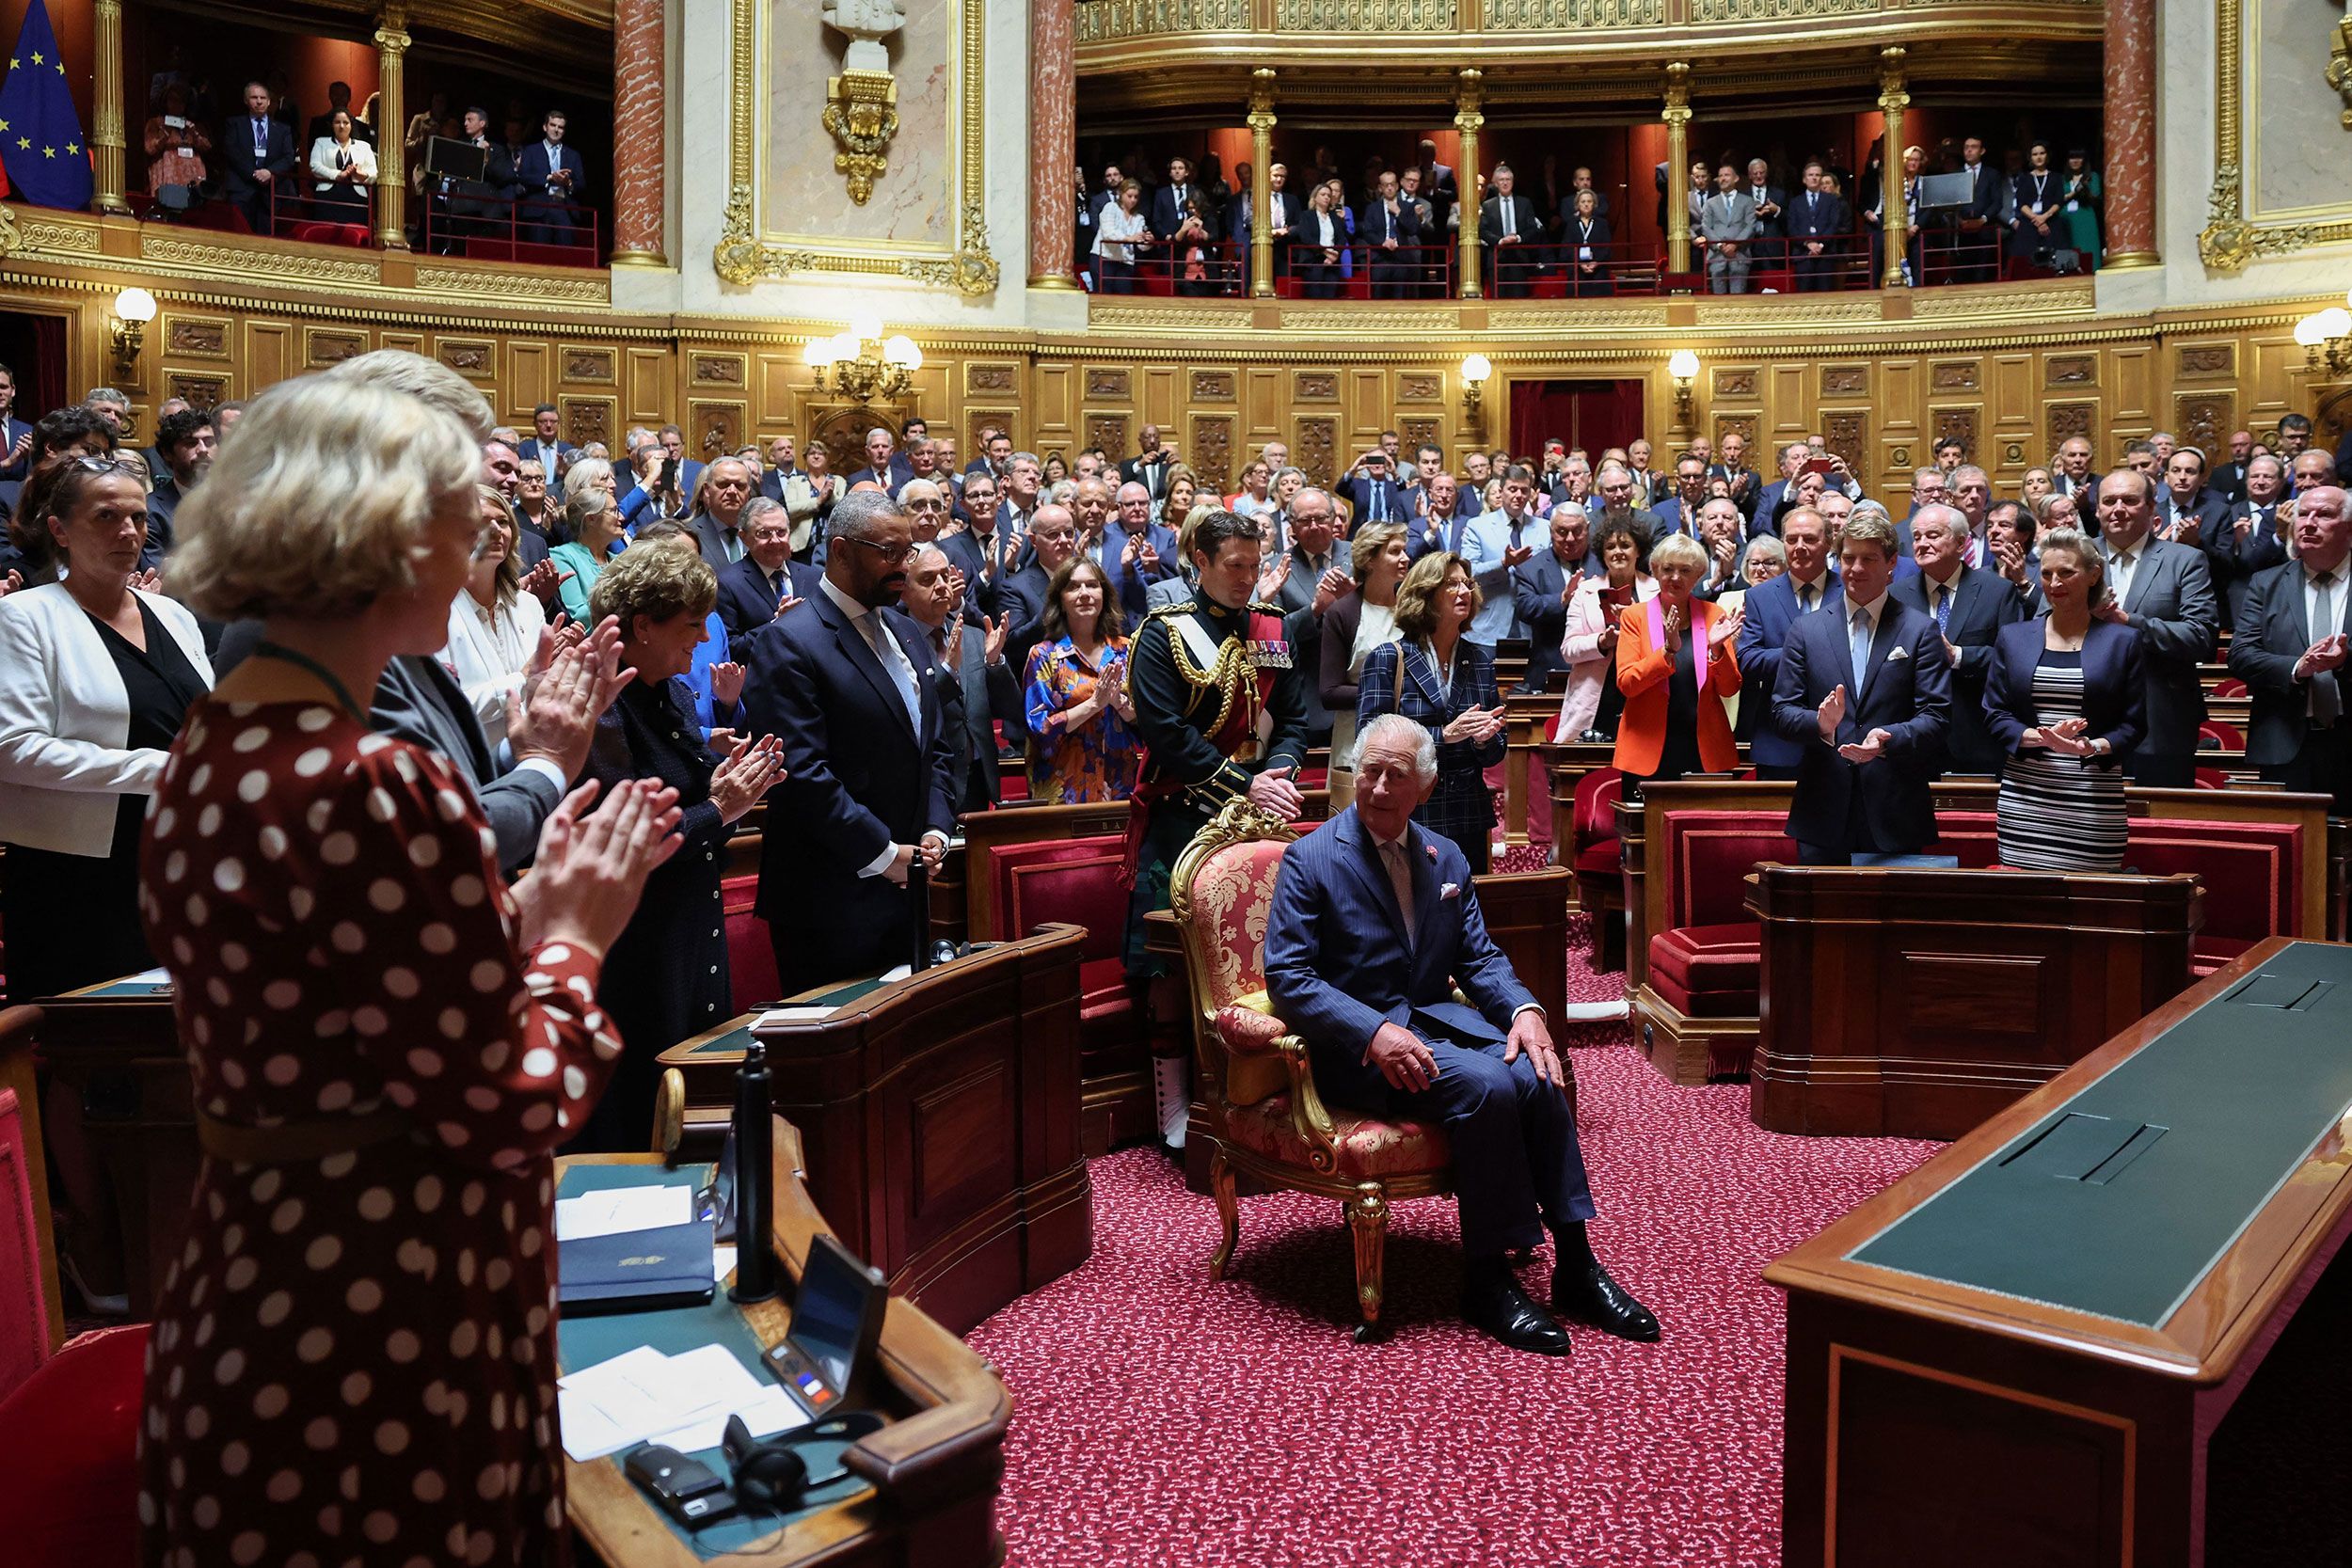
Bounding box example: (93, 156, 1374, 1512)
(374, 4, 412, 55)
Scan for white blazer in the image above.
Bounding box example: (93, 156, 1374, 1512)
(0, 583, 214, 856)
(309, 135, 379, 192)
(1551, 573, 1658, 742)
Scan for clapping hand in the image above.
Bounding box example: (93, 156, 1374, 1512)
(1442, 704, 1508, 745)
(1817, 681, 1849, 741)
(2031, 716, 2094, 756)
(1942, 636, 1963, 667)
(519, 558, 572, 610)
(708, 660, 746, 707)
(1503, 542, 1534, 568)
(1707, 605, 1744, 650)
(1661, 603, 1685, 651)
(707, 732, 787, 824)
(2091, 594, 2130, 626)
(129, 567, 163, 594)
(1995, 536, 2027, 582)
(1256, 561, 1289, 602)
(981, 614, 1008, 667)
(1312, 566, 1348, 616)
(2296, 632, 2350, 678)
(1837, 726, 1892, 765)
(0, 569, 20, 599)
(515, 778, 687, 958)
(1137, 538, 1161, 571)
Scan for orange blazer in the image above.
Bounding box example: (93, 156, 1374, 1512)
(1610, 595, 1742, 777)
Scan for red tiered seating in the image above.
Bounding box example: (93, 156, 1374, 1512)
(0, 1323, 149, 1567)
(1567, 768, 1627, 971)
(722, 875, 781, 1006)
(990, 836, 1138, 1064)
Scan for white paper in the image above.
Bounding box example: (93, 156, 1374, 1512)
(712, 1243, 738, 1283)
(755, 1006, 837, 1026)
(557, 1386, 637, 1461)
(558, 1343, 794, 1463)
(120, 966, 170, 986)
(552, 1183, 692, 1242)
(878, 964, 913, 982)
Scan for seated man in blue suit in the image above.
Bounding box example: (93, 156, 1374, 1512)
(515, 108, 590, 246)
(1265, 713, 1658, 1356)
(1769, 509, 1951, 863)
(739, 489, 959, 991)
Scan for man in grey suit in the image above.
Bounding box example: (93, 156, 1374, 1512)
(905, 545, 1025, 811)
(2093, 468, 2218, 787)
(2225, 486, 2349, 809)
(1700, 164, 1759, 294)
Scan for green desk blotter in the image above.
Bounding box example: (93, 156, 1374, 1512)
(1851, 942, 2352, 1327)
(554, 1162, 871, 1549)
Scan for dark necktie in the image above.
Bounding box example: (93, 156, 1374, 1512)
(253, 119, 267, 158)
(1931, 581, 1952, 634)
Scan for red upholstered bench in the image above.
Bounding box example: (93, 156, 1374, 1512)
(723, 874, 781, 1008)
(1567, 768, 1626, 971)
(992, 835, 1144, 1152)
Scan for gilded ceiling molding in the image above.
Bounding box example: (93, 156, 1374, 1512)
(714, 0, 998, 294)
(2198, 0, 2352, 271)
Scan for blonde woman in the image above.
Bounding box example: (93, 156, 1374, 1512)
(552, 486, 627, 624)
(141, 372, 682, 1565)
(439, 483, 548, 745)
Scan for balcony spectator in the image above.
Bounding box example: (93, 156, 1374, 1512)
(1700, 163, 1758, 294)
(1564, 187, 1612, 296)
(516, 108, 589, 246)
(1947, 135, 2002, 281)
(1479, 163, 1545, 297)
(0, 365, 28, 485)
(1295, 181, 1348, 299)
(1361, 169, 1423, 299)
(2010, 141, 2063, 262)
(403, 89, 451, 195)
(142, 83, 212, 200)
(1863, 144, 1924, 285)
(223, 79, 298, 235)
(305, 80, 375, 146)
(1788, 160, 1848, 291)
(1095, 179, 1149, 293)
(2058, 150, 2102, 268)
(1744, 158, 1787, 266)
(308, 108, 377, 219)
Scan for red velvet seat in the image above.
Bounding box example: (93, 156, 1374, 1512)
(723, 874, 780, 1007)
(1646, 922, 1762, 1016)
(0, 1082, 46, 1400)
(2213, 677, 2248, 698)
(0, 1323, 148, 1567)
(992, 836, 1137, 1058)
(1573, 839, 1619, 876)
(1571, 768, 1621, 861)
(2200, 720, 2245, 750)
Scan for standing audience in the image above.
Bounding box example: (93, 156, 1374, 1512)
(1357, 552, 1507, 872)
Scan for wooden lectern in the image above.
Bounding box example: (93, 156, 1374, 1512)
(657, 927, 1092, 1335)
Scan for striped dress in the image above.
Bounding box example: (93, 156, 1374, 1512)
(1994, 650, 2128, 870)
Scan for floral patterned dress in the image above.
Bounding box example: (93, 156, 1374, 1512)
(1024, 635, 1141, 803)
(136, 698, 622, 1568)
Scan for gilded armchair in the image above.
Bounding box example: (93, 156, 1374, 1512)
(1168, 800, 1454, 1343)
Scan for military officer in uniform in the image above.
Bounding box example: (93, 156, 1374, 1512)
(1124, 509, 1312, 1147)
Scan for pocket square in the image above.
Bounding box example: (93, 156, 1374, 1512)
(1885, 644, 1911, 661)
(1440, 882, 1460, 900)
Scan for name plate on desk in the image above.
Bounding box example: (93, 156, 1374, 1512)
(560, 1222, 718, 1315)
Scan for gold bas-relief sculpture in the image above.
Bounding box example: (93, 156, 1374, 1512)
(2328, 15, 2351, 130)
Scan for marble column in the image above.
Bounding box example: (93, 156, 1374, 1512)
(1662, 63, 1691, 277)
(1454, 68, 1484, 300)
(1029, 0, 1077, 288)
(1248, 68, 1276, 299)
(2101, 0, 2158, 268)
(90, 0, 130, 215)
(1878, 47, 1910, 288)
(611, 0, 668, 265)
(373, 6, 410, 250)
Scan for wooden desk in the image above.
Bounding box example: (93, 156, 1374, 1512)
(657, 928, 1092, 1336)
(1746, 865, 2201, 1139)
(562, 1119, 1009, 1568)
(1770, 939, 2352, 1568)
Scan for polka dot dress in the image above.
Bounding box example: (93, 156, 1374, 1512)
(135, 701, 620, 1568)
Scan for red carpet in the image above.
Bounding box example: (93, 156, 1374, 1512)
(968, 916, 1939, 1567)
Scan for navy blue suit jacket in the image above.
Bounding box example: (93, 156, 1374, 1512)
(1337, 473, 1411, 526)
(2208, 500, 2291, 626)
(1098, 520, 1179, 621)
(1785, 188, 1848, 240)
(222, 116, 298, 198)
(1982, 616, 2144, 765)
(939, 524, 1023, 623)
(2227, 559, 2336, 767)
(1264, 807, 1534, 1108)
(516, 437, 576, 479)
(1890, 562, 2026, 774)
(1768, 596, 1952, 853)
(1512, 548, 1604, 692)
(515, 140, 589, 203)
(0, 416, 33, 483)
(1735, 569, 1838, 768)
(716, 554, 820, 655)
(737, 585, 957, 938)
(849, 454, 915, 493)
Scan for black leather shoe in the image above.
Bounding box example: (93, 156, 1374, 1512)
(1462, 1275, 1573, 1356)
(1550, 1258, 1661, 1342)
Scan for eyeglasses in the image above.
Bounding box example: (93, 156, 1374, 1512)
(906, 498, 946, 511)
(839, 534, 915, 564)
(68, 455, 137, 475)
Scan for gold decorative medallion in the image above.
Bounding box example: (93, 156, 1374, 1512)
(822, 70, 900, 205)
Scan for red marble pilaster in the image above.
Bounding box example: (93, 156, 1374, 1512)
(1029, 0, 1078, 288)
(611, 0, 666, 265)
(2101, 0, 2158, 267)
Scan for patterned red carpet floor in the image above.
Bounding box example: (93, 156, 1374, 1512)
(967, 915, 1940, 1568)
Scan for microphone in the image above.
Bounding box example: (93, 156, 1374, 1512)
(908, 852, 932, 974)
(727, 1041, 778, 1304)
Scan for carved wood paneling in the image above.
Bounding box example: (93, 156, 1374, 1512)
(1930, 360, 1979, 393)
(437, 338, 495, 379)
(1714, 413, 1758, 451)
(691, 401, 747, 458)
(165, 316, 229, 357)
(967, 408, 1016, 455)
(1086, 368, 1131, 401)
(1190, 370, 1236, 402)
(1085, 412, 1131, 458)
(1713, 367, 1759, 397)
(1821, 412, 1869, 488)
(564, 347, 617, 384)
(1293, 417, 1337, 486)
(560, 397, 614, 451)
(1820, 365, 1867, 397)
(2044, 355, 2096, 387)
(691, 354, 747, 388)
(1399, 416, 1443, 453)
(2046, 402, 2095, 453)
(167, 372, 229, 408)
(2174, 393, 2233, 456)
(1188, 415, 1235, 494)
(2175, 344, 2235, 380)
(1931, 407, 1979, 459)
(1293, 372, 1339, 403)
(966, 363, 1018, 394)
(1396, 373, 1442, 402)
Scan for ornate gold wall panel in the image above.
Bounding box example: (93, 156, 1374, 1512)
(1, 262, 2336, 495)
(2197, 0, 2352, 270)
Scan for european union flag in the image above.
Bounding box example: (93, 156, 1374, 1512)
(0, 0, 92, 211)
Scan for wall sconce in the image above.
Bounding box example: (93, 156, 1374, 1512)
(1667, 349, 1701, 429)
(110, 286, 158, 380)
(2294, 299, 2352, 378)
(1460, 353, 1491, 427)
(804, 311, 921, 404)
